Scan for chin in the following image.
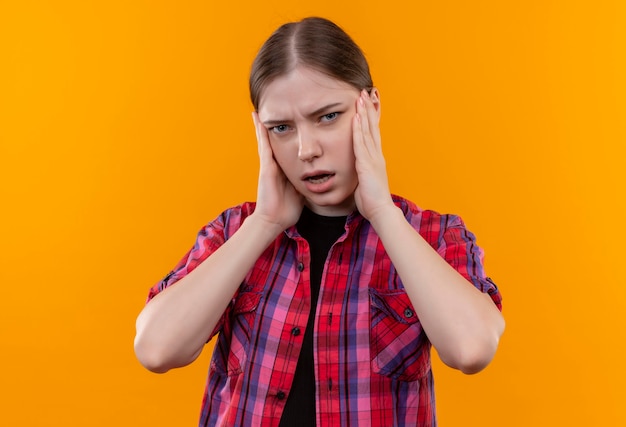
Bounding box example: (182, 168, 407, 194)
(306, 192, 356, 216)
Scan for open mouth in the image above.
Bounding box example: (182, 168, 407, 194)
(305, 174, 333, 184)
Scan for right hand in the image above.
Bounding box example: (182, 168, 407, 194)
(251, 112, 304, 231)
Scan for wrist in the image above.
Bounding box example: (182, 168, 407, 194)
(245, 212, 289, 240)
(367, 203, 403, 232)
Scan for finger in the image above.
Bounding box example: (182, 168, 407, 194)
(352, 109, 368, 160)
(362, 90, 383, 152)
(252, 112, 262, 155)
(356, 90, 377, 156)
(367, 88, 381, 126)
(252, 112, 272, 162)
(352, 105, 372, 161)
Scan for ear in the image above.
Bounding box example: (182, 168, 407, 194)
(369, 87, 381, 116)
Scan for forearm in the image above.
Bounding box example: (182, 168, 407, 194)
(134, 214, 283, 373)
(369, 206, 504, 374)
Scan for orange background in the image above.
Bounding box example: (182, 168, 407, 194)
(1, 1, 624, 425)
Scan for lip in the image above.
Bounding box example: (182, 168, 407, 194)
(301, 170, 335, 181)
(301, 170, 336, 193)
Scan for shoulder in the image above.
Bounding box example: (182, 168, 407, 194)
(162, 203, 258, 253)
(214, 201, 257, 225)
(205, 202, 257, 240)
(391, 194, 460, 224)
(391, 194, 465, 244)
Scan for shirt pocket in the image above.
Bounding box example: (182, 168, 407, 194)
(369, 288, 431, 382)
(222, 290, 263, 376)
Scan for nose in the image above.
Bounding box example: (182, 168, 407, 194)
(297, 127, 323, 162)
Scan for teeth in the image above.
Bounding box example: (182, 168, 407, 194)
(307, 175, 330, 184)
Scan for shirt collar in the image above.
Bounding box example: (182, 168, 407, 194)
(284, 208, 365, 240)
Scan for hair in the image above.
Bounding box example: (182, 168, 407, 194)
(249, 17, 374, 110)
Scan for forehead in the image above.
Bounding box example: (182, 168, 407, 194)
(258, 67, 359, 119)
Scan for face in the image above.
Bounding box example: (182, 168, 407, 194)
(257, 67, 362, 216)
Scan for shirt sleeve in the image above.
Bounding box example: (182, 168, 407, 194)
(145, 206, 246, 340)
(436, 215, 503, 311)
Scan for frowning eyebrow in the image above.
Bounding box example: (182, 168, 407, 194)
(262, 102, 344, 126)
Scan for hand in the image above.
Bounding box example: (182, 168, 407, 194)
(352, 89, 395, 223)
(251, 112, 304, 231)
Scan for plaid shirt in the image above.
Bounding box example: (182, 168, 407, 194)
(147, 195, 502, 427)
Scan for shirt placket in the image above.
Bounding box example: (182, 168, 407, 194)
(315, 236, 352, 427)
(262, 236, 311, 425)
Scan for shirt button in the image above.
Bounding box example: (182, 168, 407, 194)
(291, 327, 300, 336)
(297, 262, 304, 272)
(404, 308, 414, 318)
(276, 391, 286, 400)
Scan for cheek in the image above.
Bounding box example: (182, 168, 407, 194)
(338, 124, 356, 159)
(269, 139, 297, 173)
(269, 138, 290, 159)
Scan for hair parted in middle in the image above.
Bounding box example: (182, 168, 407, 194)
(249, 17, 374, 110)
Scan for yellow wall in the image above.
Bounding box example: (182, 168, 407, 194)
(1, 1, 624, 425)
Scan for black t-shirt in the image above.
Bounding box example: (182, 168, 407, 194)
(278, 207, 347, 427)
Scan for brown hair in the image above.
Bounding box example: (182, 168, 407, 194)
(249, 17, 374, 110)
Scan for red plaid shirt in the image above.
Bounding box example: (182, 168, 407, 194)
(147, 195, 502, 426)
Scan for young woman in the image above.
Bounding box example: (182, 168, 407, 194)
(134, 17, 504, 427)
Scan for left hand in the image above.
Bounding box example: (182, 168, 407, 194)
(352, 89, 395, 223)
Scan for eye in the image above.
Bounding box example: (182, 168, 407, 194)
(320, 112, 339, 122)
(269, 124, 290, 134)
